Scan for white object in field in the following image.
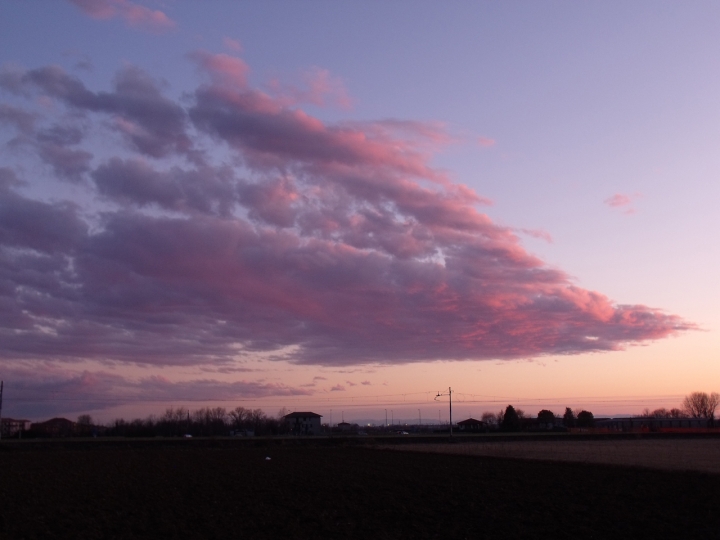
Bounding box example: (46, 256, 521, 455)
(265, 456, 271, 460)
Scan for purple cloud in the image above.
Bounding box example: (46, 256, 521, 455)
(0, 366, 310, 419)
(0, 104, 36, 134)
(0, 172, 86, 253)
(92, 158, 236, 215)
(0, 113, 92, 182)
(36, 127, 93, 182)
(1, 65, 191, 158)
(0, 55, 694, 377)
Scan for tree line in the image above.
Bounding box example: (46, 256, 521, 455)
(105, 406, 293, 437)
(22, 406, 292, 438)
(641, 391, 720, 421)
(478, 391, 719, 432)
(478, 405, 595, 432)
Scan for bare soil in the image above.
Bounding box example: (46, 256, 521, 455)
(384, 438, 720, 474)
(0, 438, 718, 539)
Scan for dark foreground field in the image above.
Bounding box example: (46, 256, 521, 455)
(1, 439, 719, 539)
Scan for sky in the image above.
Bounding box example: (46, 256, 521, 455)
(0, 0, 718, 424)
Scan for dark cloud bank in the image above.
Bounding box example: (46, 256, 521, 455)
(0, 54, 693, 383)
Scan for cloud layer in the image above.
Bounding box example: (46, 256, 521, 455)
(0, 365, 309, 419)
(0, 54, 692, 380)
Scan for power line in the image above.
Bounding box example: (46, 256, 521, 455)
(3, 389, 435, 401)
(2, 388, 687, 402)
(3, 395, 687, 407)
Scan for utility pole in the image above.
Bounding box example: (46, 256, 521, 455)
(434, 387, 453, 438)
(0, 380, 3, 441)
(418, 409, 421, 426)
(385, 409, 388, 427)
(391, 410, 393, 426)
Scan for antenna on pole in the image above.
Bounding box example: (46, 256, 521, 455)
(434, 387, 453, 438)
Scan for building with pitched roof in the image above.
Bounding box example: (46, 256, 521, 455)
(283, 412, 323, 435)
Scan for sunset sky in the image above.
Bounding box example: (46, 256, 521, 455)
(1, 1, 718, 424)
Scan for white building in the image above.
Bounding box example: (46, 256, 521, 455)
(283, 412, 323, 435)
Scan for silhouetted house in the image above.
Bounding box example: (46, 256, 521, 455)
(457, 418, 487, 432)
(337, 422, 354, 432)
(283, 412, 323, 436)
(31, 417, 76, 438)
(1, 418, 31, 438)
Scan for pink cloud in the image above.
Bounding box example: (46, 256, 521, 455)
(267, 66, 353, 110)
(223, 37, 243, 53)
(605, 194, 632, 207)
(605, 193, 641, 214)
(0, 56, 694, 387)
(361, 381, 371, 386)
(477, 136, 495, 147)
(68, 0, 175, 32)
(188, 51, 250, 89)
(331, 384, 346, 392)
(518, 228, 553, 243)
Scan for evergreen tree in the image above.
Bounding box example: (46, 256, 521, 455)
(501, 405, 521, 432)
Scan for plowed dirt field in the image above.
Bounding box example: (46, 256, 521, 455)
(1, 439, 718, 539)
(383, 438, 720, 473)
